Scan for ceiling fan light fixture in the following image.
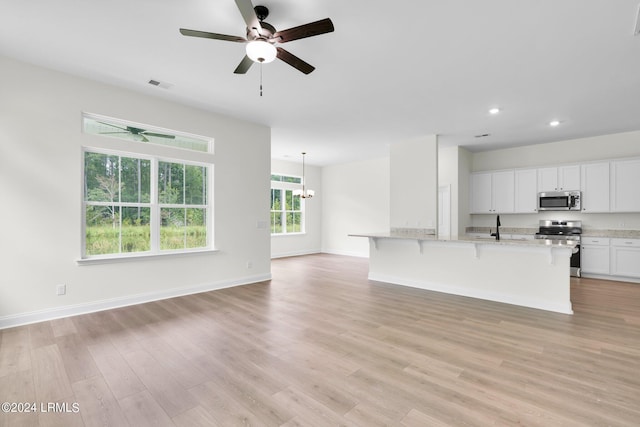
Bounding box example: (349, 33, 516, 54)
(246, 40, 277, 63)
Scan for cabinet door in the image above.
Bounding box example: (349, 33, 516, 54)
(492, 170, 514, 213)
(581, 162, 610, 213)
(538, 167, 558, 192)
(558, 165, 580, 191)
(611, 246, 640, 278)
(581, 245, 610, 275)
(611, 158, 640, 212)
(470, 172, 493, 213)
(514, 169, 538, 213)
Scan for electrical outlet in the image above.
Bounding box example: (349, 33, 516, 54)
(246, 261, 253, 269)
(56, 284, 66, 296)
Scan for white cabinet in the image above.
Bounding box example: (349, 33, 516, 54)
(470, 172, 492, 213)
(492, 170, 515, 213)
(611, 238, 640, 278)
(470, 170, 514, 214)
(538, 165, 580, 192)
(611, 158, 640, 212)
(580, 162, 610, 213)
(581, 237, 610, 275)
(514, 169, 538, 213)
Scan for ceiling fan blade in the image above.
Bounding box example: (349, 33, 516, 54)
(141, 132, 176, 139)
(234, 0, 262, 34)
(273, 18, 334, 43)
(96, 121, 129, 132)
(234, 55, 254, 74)
(276, 47, 315, 74)
(179, 28, 246, 43)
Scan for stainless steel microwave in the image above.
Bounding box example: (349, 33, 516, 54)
(538, 191, 581, 211)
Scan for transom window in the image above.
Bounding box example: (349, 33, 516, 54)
(82, 113, 212, 153)
(270, 174, 304, 235)
(83, 149, 211, 258)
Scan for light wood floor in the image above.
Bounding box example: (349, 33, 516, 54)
(1, 254, 640, 426)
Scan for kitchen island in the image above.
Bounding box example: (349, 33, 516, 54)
(350, 232, 576, 314)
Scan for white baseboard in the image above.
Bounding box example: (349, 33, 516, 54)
(271, 249, 321, 259)
(368, 273, 573, 315)
(0, 273, 272, 330)
(581, 273, 640, 284)
(320, 249, 369, 258)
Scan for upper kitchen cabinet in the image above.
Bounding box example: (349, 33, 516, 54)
(514, 168, 538, 213)
(581, 162, 610, 213)
(538, 165, 581, 192)
(470, 170, 514, 214)
(611, 158, 640, 212)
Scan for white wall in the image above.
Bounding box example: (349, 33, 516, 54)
(472, 131, 640, 171)
(270, 158, 322, 258)
(469, 131, 640, 231)
(390, 136, 438, 230)
(0, 55, 271, 328)
(321, 157, 390, 257)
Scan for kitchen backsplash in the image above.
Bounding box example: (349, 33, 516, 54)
(468, 212, 640, 232)
(465, 225, 640, 238)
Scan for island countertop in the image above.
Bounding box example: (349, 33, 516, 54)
(350, 230, 575, 314)
(349, 232, 578, 250)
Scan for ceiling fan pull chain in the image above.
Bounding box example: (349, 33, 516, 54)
(260, 63, 263, 97)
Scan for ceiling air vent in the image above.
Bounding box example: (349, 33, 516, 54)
(148, 79, 173, 89)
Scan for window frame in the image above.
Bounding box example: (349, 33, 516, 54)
(270, 174, 306, 236)
(81, 147, 213, 261)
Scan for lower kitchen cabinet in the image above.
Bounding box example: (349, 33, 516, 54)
(581, 237, 610, 275)
(610, 238, 640, 279)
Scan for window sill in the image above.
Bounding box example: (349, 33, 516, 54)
(77, 248, 219, 266)
(271, 232, 306, 237)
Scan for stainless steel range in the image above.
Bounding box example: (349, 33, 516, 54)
(535, 220, 582, 277)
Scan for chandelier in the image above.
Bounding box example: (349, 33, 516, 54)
(293, 152, 314, 199)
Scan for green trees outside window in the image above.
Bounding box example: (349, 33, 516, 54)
(270, 187, 303, 234)
(83, 151, 209, 257)
(158, 162, 207, 250)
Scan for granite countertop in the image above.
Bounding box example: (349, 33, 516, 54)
(581, 229, 640, 238)
(465, 227, 538, 236)
(350, 231, 577, 249)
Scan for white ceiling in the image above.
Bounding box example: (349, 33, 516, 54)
(2, 0, 640, 166)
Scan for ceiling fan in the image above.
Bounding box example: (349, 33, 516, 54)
(97, 122, 175, 143)
(179, 0, 334, 75)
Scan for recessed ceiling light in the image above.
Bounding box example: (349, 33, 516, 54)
(549, 120, 561, 127)
(489, 108, 500, 115)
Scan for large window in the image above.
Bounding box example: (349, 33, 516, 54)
(270, 174, 304, 235)
(83, 149, 211, 258)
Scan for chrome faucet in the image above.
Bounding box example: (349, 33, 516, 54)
(490, 215, 501, 241)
